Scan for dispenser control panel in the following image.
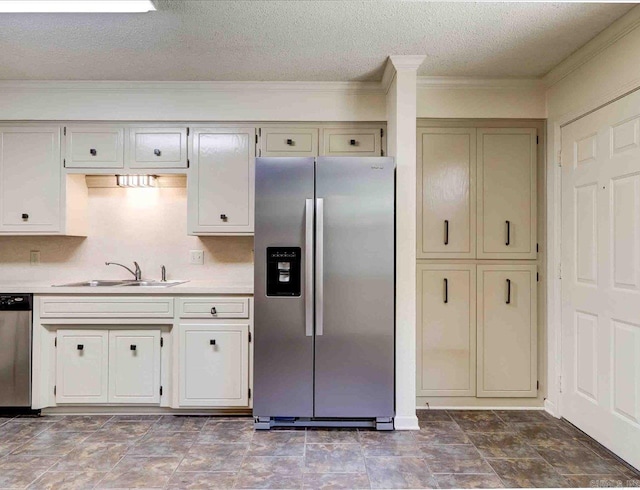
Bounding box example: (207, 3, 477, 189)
(266, 247, 301, 296)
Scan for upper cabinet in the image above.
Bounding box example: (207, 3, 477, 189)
(417, 125, 537, 259)
(128, 127, 188, 169)
(417, 128, 476, 259)
(65, 125, 124, 169)
(0, 126, 62, 234)
(321, 127, 383, 156)
(188, 127, 255, 235)
(477, 128, 537, 259)
(260, 127, 318, 157)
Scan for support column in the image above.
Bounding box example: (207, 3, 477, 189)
(384, 55, 425, 431)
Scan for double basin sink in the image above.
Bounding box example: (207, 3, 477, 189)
(54, 280, 187, 288)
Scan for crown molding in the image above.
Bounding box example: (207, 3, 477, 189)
(544, 4, 640, 88)
(417, 77, 544, 90)
(0, 80, 384, 94)
(381, 55, 427, 93)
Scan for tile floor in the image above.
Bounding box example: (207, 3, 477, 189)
(0, 410, 638, 489)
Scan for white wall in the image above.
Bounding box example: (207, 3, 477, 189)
(0, 186, 253, 285)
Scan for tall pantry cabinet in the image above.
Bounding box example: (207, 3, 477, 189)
(416, 120, 542, 403)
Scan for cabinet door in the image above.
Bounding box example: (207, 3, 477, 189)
(417, 264, 476, 397)
(477, 128, 537, 259)
(56, 330, 108, 404)
(65, 126, 124, 168)
(0, 127, 61, 233)
(179, 324, 249, 407)
(477, 265, 537, 397)
(128, 127, 188, 169)
(321, 128, 382, 156)
(417, 128, 476, 258)
(260, 127, 318, 157)
(188, 128, 255, 235)
(108, 330, 161, 404)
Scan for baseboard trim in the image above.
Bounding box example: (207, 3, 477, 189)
(394, 415, 420, 431)
(544, 399, 560, 419)
(416, 406, 545, 411)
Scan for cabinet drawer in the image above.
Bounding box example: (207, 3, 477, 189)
(128, 127, 188, 169)
(39, 297, 174, 318)
(65, 126, 124, 168)
(322, 128, 381, 156)
(178, 297, 249, 319)
(261, 128, 318, 157)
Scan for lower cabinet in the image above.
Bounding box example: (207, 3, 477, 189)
(179, 324, 250, 407)
(56, 329, 161, 405)
(417, 263, 537, 398)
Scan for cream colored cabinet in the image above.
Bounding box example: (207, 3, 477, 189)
(108, 330, 161, 404)
(260, 127, 318, 157)
(56, 330, 109, 404)
(477, 128, 537, 259)
(128, 127, 188, 169)
(64, 126, 124, 169)
(417, 128, 476, 258)
(321, 128, 382, 156)
(417, 264, 476, 397)
(477, 264, 537, 397)
(188, 128, 255, 235)
(0, 126, 61, 233)
(179, 323, 249, 407)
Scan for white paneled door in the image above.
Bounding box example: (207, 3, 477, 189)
(561, 89, 640, 469)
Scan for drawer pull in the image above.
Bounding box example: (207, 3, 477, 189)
(211, 307, 217, 315)
(130, 344, 137, 351)
(154, 149, 161, 156)
(444, 278, 448, 304)
(22, 213, 29, 221)
(505, 220, 511, 246)
(220, 214, 228, 221)
(77, 344, 84, 351)
(90, 149, 97, 156)
(210, 339, 216, 345)
(444, 220, 449, 245)
(350, 139, 357, 146)
(286, 139, 294, 146)
(506, 279, 511, 304)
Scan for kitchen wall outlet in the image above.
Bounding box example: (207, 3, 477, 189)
(189, 250, 204, 265)
(30, 250, 40, 265)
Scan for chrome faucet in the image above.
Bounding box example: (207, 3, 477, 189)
(105, 261, 142, 281)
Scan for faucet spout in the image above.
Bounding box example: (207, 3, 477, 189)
(105, 261, 142, 281)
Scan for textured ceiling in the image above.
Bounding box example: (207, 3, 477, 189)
(0, 1, 633, 81)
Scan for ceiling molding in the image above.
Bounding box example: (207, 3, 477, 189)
(417, 77, 544, 90)
(388, 55, 427, 71)
(544, 4, 640, 87)
(381, 59, 396, 94)
(0, 80, 385, 94)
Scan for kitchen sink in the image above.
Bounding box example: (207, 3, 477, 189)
(54, 280, 188, 288)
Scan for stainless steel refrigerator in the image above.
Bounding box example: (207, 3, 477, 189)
(253, 157, 395, 430)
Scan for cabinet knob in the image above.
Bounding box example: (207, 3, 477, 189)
(154, 149, 161, 156)
(210, 339, 216, 345)
(130, 344, 137, 351)
(90, 149, 97, 156)
(350, 139, 357, 146)
(22, 213, 29, 221)
(220, 214, 228, 221)
(211, 307, 217, 315)
(77, 344, 84, 351)
(286, 139, 294, 146)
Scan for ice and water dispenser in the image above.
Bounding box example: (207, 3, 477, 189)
(266, 247, 301, 297)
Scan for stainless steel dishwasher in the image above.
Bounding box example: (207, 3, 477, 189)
(0, 294, 33, 409)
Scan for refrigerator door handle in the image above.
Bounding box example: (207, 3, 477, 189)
(305, 198, 314, 337)
(315, 197, 324, 336)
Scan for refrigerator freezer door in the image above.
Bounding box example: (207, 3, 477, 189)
(314, 157, 395, 418)
(254, 157, 315, 418)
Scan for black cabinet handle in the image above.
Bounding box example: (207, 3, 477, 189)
(350, 139, 357, 146)
(210, 339, 216, 345)
(506, 279, 511, 304)
(444, 220, 449, 245)
(220, 214, 228, 221)
(154, 149, 161, 156)
(505, 220, 511, 246)
(90, 149, 97, 156)
(77, 344, 84, 351)
(211, 307, 217, 315)
(444, 278, 448, 304)
(130, 345, 137, 351)
(286, 139, 293, 146)
(22, 213, 29, 221)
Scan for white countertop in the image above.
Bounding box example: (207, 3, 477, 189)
(0, 280, 254, 295)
